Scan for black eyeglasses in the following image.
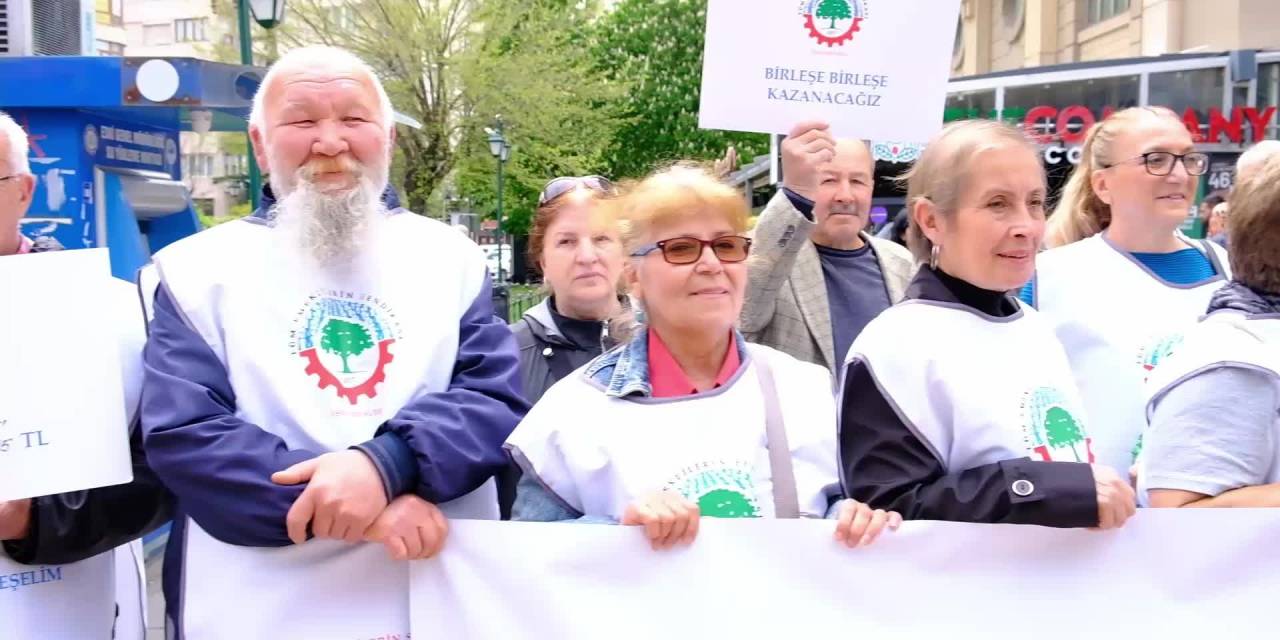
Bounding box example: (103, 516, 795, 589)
(630, 235, 752, 265)
(1104, 151, 1209, 177)
(538, 175, 613, 206)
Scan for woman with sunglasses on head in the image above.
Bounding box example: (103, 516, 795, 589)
(1023, 107, 1230, 477)
(839, 120, 1135, 529)
(512, 176, 626, 405)
(499, 176, 628, 519)
(506, 163, 899, 550)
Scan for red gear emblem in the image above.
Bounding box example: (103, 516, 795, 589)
(804, 15, 862, 47)
(300, 339, 396, 405)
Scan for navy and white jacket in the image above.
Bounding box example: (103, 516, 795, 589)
(139, 189, 528, 637)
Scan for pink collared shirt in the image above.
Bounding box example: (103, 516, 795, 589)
(14, 234, 32, 255)
(647, 327, 742, 398)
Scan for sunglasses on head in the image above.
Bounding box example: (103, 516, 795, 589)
(630, 235, 753, 265)
(538, 175, 614, 206)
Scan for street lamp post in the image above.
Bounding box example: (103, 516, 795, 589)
(238, 0, 288, 211)
(485, 118, 511, 282)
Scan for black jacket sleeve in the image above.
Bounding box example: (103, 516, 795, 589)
(3, 419, 172, 565)
(839, 361, 1099, 528)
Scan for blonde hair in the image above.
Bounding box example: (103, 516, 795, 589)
(1235, 139, 1280, 184)
(605, 162, 750, 254)
(900, 120, 1042, 263)
(1227, 153, 1280, 293)
(1046, 106, 1181, 248)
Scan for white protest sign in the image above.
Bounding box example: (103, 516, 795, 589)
(411, 511, 1280, 639)
(0, 551, 116, 638)
(0, 249, 133, 501)
(699, 0, 962, 142)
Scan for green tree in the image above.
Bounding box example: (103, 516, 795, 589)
(321, 319, 374, 374)
(1044, 407, 1085, 462)
(815, 0, 853, 30)
(698, 489, 759, 518)
(592, 0, 768, 180)
(280, 0, 618, 222)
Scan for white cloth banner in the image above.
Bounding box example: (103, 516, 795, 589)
(699, 0, 961, 141)
(0, 551, 116, 638)
(180, 481, 498, 640)
(411, 511, 1280, 639)
(0, 249, 132, 501)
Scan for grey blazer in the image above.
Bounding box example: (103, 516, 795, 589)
(740, 191, 915, 375)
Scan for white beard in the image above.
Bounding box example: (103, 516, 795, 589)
(268, 163, 389, 268)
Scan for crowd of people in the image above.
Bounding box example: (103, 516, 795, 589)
(1, 45, 1278, 638)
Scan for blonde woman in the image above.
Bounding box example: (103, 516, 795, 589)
(839, 121, 1135, 528)
(1143, 154, 1280, 508)
(507, 164, 898, 549)
(1024, 107, 1229, 476)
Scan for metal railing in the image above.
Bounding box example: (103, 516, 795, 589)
(506, 285, 544, 324)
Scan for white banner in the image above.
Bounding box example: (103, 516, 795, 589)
(699, 0, 961, 142)
(411, 511, 1280, 639)
(179, 481, 499, 640)
(0, 551, 116, 638)
(0, 249, 133, 501)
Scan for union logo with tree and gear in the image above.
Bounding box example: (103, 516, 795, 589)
(666, 460, 762, 518)
(290, 293, 400, 405)
(1020, 386, 1095, 463)
(799, 0, 867, 47)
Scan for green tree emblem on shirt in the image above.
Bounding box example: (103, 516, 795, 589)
(1044, 406, 1085, 462)
(320, 318, 374, 374)
(816, 0, 853, 29)
(698, 489, 760, 518)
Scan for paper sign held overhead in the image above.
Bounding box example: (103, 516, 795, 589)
(699, 0, 962, 143)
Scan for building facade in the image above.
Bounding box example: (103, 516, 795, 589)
(94, 0, 127, 55)
(101, 0, 247, 218)
(954, 0, 1280, 76)
(944, 1, 1280, 235)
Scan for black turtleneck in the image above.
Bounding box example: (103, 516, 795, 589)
(907, 266, 1021, 317)
(836, 264, 1098, 528)
(548, 297, 608, 352)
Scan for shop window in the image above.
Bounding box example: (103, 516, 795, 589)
(96, 40, 125, 56)
(95, 0, 123, 27)
(175, 18, 208, 43)
(1257, 63, 1280, 140)
(944, 90, 996, 122)
(1002, 75, 1140, 136)
(1148, 67, 1225, 141)
(1086, 0, 1129, 26)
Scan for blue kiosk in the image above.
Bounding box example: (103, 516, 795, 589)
(0, 56, 262, 280)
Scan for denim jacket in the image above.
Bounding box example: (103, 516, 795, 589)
(509, 330, 841, 522)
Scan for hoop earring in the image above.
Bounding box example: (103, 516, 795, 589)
(929, 244, 941, 270)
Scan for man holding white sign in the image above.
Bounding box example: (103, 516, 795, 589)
(0, 110, 165, 640)
(139, 47, 527, 638)
(741, 122, 914, 374)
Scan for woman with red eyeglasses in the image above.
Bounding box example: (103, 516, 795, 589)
(505, 163, 897, 550)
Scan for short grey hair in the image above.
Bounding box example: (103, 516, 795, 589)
(0, 110, 31, 175)
(1236, 140, 1280, 185)
(248, 46, 394, 136)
